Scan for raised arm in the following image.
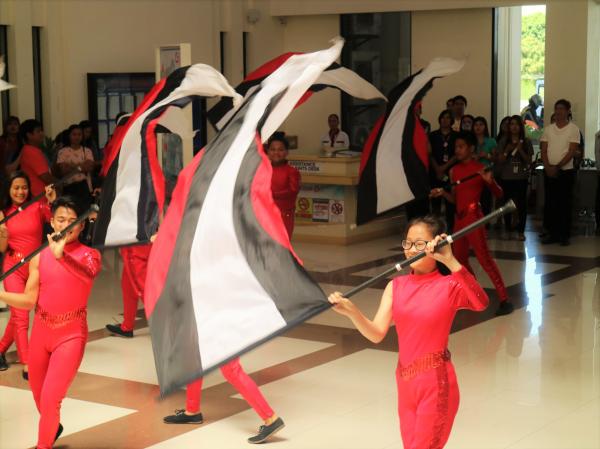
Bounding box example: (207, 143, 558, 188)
(328, 281, 394, 344)
(0, 254, 40, 310)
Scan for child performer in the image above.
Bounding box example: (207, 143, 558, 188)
(430, 131, 513, 316)
(163, 358, 285, 444)
(0, 196, 101, 449)
(329, 215, 489, 449)
(0, 172, 56, 376)
(266, 133, 300, 239)
(105, 243, 152, 338)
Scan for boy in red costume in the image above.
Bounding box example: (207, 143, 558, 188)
(0, 196, 102, 449)
(431, 131, 513, 316)
(266, 133, 300, 238)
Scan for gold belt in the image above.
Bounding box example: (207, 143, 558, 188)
(35, 304, 87, 329)
(397, 349, 451, 381)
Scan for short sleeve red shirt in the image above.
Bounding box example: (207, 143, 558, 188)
(20, 144, 50, 197)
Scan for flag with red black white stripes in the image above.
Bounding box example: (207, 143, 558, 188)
(145, 39, 345, 395)
(208, 52, 385, 131)
(93, 65, 241, 248)
(356, 58, 465, 225)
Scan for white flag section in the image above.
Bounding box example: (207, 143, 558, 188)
(0, 56, 15, 92)
(376, 58, 465, 213)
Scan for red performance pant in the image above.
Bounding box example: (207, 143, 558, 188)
(453, 213, 508, 302)
(397, 361, 460, 449)
(0, 267, 30, 363)
(28, 315, 87, 449)
(119, 245, 151, 332)
(280, 210, 295, 239)
(186, 358, 274, 420)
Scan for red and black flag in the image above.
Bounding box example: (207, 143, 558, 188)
(208, 52, 385, 131)
(356, 58, 465, 225)
(145, 39, 345, 396)
(93, 65, 240, 248)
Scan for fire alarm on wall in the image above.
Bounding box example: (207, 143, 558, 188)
(246, 9, 261, 24)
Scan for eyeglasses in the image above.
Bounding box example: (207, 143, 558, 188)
(401, 239, 428, 251)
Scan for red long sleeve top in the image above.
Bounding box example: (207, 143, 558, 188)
(450, 159, 503, 215)
(392, 267, 489, 367)
(3, 201, 51, 271)
(37, 241, 101, 314)
(271, 163, 301, 212)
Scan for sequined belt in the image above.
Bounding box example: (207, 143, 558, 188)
(35, 304, 87, 329)
(397, 349, 451, 381)
(7, 249, 26, 261)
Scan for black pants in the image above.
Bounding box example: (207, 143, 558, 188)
(480, 188, 492, 216)
(430, 196, 455, 233)
(543, 169, 575, 241)
(501, 179, 528, 233)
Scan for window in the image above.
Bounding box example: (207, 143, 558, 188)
(0, 25, 9, 123)
(32, 26, 43, 125)
(340, 12, 411, 151)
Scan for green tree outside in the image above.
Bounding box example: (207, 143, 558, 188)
(521, 11, 545, 102)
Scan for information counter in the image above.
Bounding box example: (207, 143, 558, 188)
(287, 151, 403, 245)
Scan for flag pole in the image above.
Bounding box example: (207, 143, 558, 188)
(342, 200, 516, 298)
(0, 204, 99, 283)
(0, 169, 83, 226)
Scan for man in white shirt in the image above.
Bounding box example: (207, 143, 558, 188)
(320, 114, 350, 150)
(540, 99, 580, 245)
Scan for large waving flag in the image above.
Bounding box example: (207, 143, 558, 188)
(0, 56, 15, 92)
(146, 39, 345, 396)
(93, 65, 241, 248)
(356, 58, 465, 225)
(208, 52, 386, 131)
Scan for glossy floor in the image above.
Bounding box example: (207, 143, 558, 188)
(0, 229, 599, 449)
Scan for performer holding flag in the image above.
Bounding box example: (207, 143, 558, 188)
(328, 215, 489, 449)
(0, 172, 56, 376)
(430, 131, 513, 316)
(0, 196, 101, 449)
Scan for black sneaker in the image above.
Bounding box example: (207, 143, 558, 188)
(54, 423, 64, 443)
(496, 301, 514, 316)
(163, 409, 203, 424)
(22, 370, 28, 381)
(106, 324, 133, 338)
(0, 353, 8, 371)
(248, 417, 285, 444)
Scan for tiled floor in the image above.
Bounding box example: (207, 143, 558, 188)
(1, 228, 599, 449)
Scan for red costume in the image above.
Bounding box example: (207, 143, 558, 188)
(28, 242, 101, 449)
(19, 144, 50, 197)
(118, 244, 152, 332)
(450, 160, 508, 301)
(271, 163, 300, 238)
(0, 201, 51, 364)
(185, 358, 273, 420)
(393, 267, 488, 449)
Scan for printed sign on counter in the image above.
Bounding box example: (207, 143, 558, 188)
(295, 184, 345, 224)
(289, 160, 323, 174)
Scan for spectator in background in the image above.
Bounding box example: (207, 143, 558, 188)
(540, 99, 580, 246)
(473, 116, 497, 216)
(56, 124, 95, 209)
(320, 113, 350, 150)
(18, 119, 55, 197)
(497, 116, 533, 241)
(429, 109, 457, 230)
(460, 114, 474, 132)
(0, 116, 21, 176)
(496, 116, 511, 149)
(79, 120, 102, 188)
(451, 95, 467, 131)
(446, 97, 455, 113)
(415, 103, 431, 134)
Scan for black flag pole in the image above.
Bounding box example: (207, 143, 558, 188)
(0, 169, 83, 226)
(0, 204, 99, 283)
(342, 200, 516, 298)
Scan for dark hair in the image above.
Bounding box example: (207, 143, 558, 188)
(1, 171, 32, 210)
(51, 195, 84, 217)
(508, 115, 526, 142)
(19, 119, 42, 144)
(453, 95, 468, 107)
(554, 99, 571, 110)
(328, 113, 340, 121)
(446, 97, 454, 105)
(267, 131, 289, 150)
(79, 120, 92, 129)
(438, 109, 453, 125)
(473, 116, 490, 137)
(405, 214, 450, 275)
(1, 116, 20, 138)
(64, 124, 83, 147)
(455, 130, 477, 148)
(55, 129, 68, 146)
